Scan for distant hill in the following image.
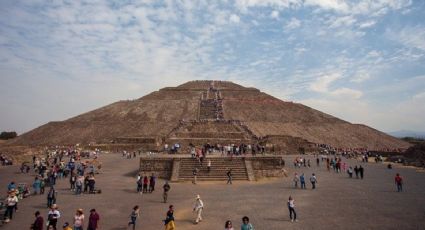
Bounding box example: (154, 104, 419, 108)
(388, 130, 425, 139)
(4, 80, 410, 151)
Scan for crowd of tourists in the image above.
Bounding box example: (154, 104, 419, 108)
(0, 154, 13, 166)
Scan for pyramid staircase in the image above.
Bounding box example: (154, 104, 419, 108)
(177, 157, 249, 181)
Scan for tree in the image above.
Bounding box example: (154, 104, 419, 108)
(0, 131, 18, 140)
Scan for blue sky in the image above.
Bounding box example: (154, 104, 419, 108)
(0, 0, 424, 134)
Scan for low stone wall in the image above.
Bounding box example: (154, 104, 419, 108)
(250, 156, 286, 179)
(139, 158, 174, 179)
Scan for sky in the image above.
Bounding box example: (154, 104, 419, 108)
(0, 0, 424, 135)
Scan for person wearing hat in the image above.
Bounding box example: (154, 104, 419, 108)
(4, 190, 18, 221)
(47, 204, 61, 230)
(62, 222, 72, 230)
(193, 195, 204, 224)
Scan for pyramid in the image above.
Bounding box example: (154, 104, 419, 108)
(6, 80, 409, 152)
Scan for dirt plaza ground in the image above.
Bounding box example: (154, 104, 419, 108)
(1, 153, 425, 230)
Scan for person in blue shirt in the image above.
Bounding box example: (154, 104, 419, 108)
(300, 174, 306, 189)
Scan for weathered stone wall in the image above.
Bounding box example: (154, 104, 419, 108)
(139, 158, 174, 179)
(250, 156, 286, 179)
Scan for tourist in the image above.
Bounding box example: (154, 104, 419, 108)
(164, 205, 175, 230)
(193, 194, 204, 224)
(7, 181, 16, 191)
(128, 205, 140, 230)
(143, 176, 149, 193)
(359, 165, 364, 179)
(40, 177, 46, 194)
(70, 173, 76, 191)
(225, 220, 234, 230)
(310, 173, 318, 189)
(87, 208, 100, 230)
(241, 216, 254, 230)
(47, 186, 57, 208)
(47, 204, 61, 230)
(287, 196, 297, 222)
(192, 168, 198, 185)
(316, 157, 320, 167)
(62, 222, 72, 230)
(207, 159, 211, 173)
(149, 174, 156, 193)
(88, 174, 96, 193)
(75, 175, 83, 195)
(395, 173, 403, 192)
(33, 176, 41, 195)
(163, 181, 171, 203)
(293, 173, 299, 188)
(31, 211, 44, 230)
(300, 173, 306, 189)
(73, 209, 84, 230)
(227, 169, 233, 185)
(4, 190, 18, 221)
(354, 166, 359, 179)
(347, 166, 353, 178)
(137, 177, 143, 193)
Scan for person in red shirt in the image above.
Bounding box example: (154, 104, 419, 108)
(31, 211, 44, 230)
(395, 173, 403, 192)
(87, 209, 100, 230)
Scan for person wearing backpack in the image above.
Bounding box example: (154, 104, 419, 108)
(310, 173, 318, 189)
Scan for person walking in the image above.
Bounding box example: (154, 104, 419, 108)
(359, 165, 364, 179)
(128, 205, 140, 230)
(47, 204, 61, 230)
(163, 181, 171, 203)
(300, 173, 306, 189)
(226, 169, 233, 185)
(143, 176, 149, 193)
(241, 216, 254, 230)
(395, 173, 403, 192)
(224, 220, 234, 230)
(31, 211, 44, 230)
(287, 196, 297, 222)
(310, 173, 318, 189)
(47, 187, 57, 208)
(33, 177, 41, 195)
(293, 173, 299, 188)
(193, 195, 204, 224)
(87, 208, 100, 230)
(3, 190, 18, 221)
(164, 205, 175, 230)
(73, 209, 84, 230)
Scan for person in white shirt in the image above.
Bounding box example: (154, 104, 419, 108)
(47, 204, 61, 229)
(193, 194, 204, 224)
(287, 196, 297, 222)
(73, 208, 84, 230)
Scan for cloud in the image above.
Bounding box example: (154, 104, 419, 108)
(229, 14, 241, 23)
(389, 26, 425, 51)
(309, 73, 340, 93)
(285, 17, 301, 30)
(358, 20, 376, 29)
(270, 10, 279, 19)
(331, 87, 363, 99)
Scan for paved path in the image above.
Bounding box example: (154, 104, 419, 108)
(1, 153, 424, 230)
